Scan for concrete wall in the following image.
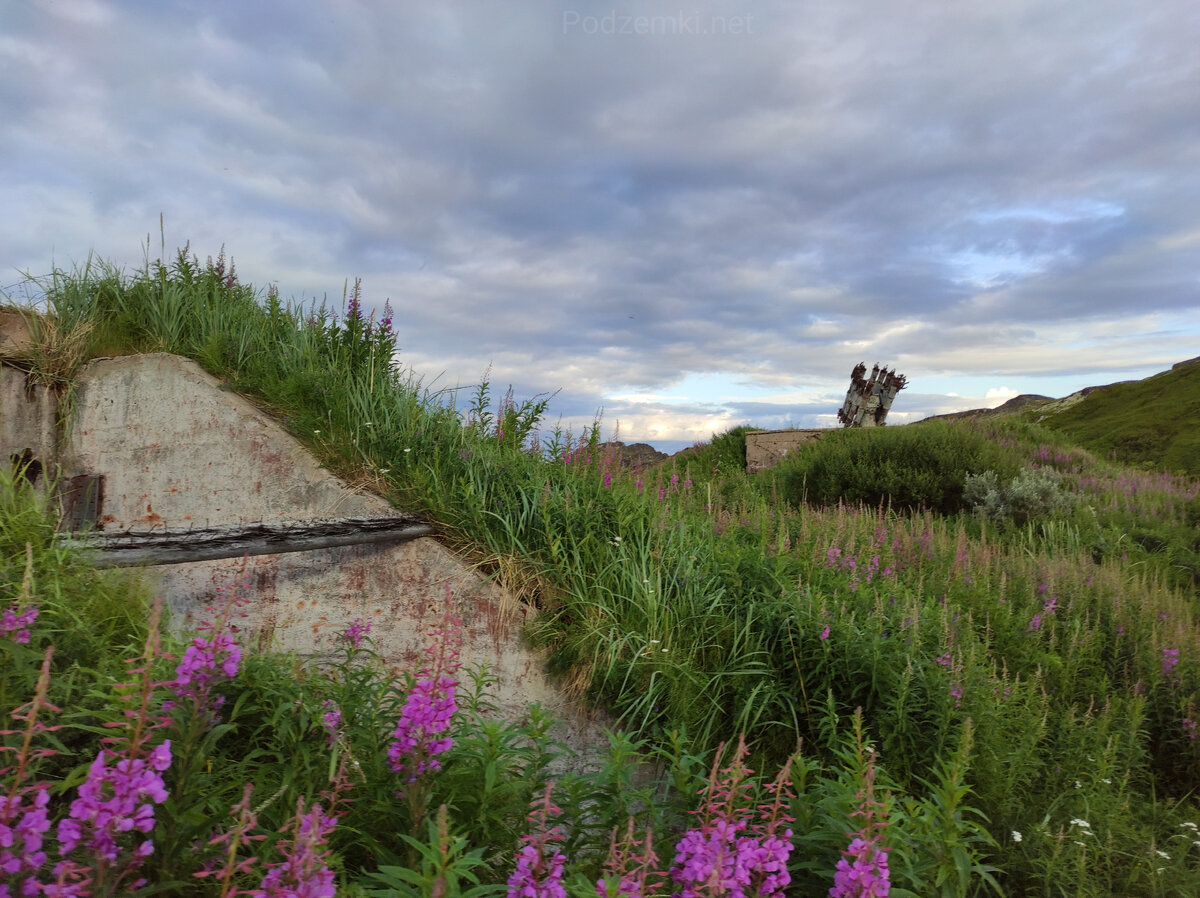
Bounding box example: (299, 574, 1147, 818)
(2, 350, 614, 758)
(745, 428, 826, 473)
(62, 354, 391, 529)
(1, 365, 57, 486)
(149, 536, 607, 752)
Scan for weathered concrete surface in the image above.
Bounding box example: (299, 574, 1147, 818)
(149, 537, 608, 751)
(745, 428, 825, 473)
(1, 364, 57, 485)
(63, 354, 392, 529)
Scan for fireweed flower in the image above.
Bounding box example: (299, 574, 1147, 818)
(830, 837, 890, 898)
(341, 617, 371, 650)
(321, 701, 344, 747)
(1, 651, 57, 894)
(388, 588, 463, 783)
(1, 600, 38, 644)
(831, 732, 890, 898)
(171, 629, 241, 719)
(253, 798, 338, 898)
(170, 583, 246, 723)
(1162, 648, 1180, 677)
(508, 786, 567, 898)
(669, 737, 794, 898)
(58, 740, 173, 866)
(0, 785, 53, 887)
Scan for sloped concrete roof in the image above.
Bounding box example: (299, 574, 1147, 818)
(63, 353, 394, 529)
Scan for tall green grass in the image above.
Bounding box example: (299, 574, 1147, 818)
(6, 246, 1200, 894)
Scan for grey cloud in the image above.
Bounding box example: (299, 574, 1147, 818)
(2, 1, 1198, 448)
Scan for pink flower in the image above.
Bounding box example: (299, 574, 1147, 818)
(830, 838, 890, 898)
(1163, 648, 1180, 678)
(1, 601, 38, 644)
(59, 741, 172, 868)
(388, 589, 463, 783)
(341, 618, 371, 650)
(508, 786, 567, 898)
(253, 799, 338, 898)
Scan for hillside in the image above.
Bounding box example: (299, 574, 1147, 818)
(3, 249, 1200, 896)
(928, 356, 1200, 475)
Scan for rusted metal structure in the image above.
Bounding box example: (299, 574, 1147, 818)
(837, 363, 908, 428)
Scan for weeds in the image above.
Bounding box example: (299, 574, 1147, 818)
(4, 246, 1199, 894)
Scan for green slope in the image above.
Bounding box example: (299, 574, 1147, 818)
(1033, 356, 1200, 475)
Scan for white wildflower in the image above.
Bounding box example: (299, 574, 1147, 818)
(1012, 831, 1022, 843)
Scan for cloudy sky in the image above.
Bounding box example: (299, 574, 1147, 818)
(3, 1, 1198, 451)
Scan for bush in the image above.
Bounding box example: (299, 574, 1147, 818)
(779, 421, 1018, 513)
(964, 467, 1075, 526)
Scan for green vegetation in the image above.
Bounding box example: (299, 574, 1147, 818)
(4, 246, 1200, 895)
(948, 358, 1200, 477)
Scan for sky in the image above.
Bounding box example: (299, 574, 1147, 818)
(3, 1, 1199, 453)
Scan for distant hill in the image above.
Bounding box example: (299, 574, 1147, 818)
(928, 357, 1200, 476)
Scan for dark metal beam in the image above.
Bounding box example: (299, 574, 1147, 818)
(62, 516, 435, 567)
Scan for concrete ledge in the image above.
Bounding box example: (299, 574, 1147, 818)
(745, 428, 826, 473)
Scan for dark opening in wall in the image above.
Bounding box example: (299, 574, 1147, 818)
(10, 449, 42, 486)
(60, 474, 105, 531)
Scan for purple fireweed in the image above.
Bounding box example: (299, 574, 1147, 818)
(253, 797, 337, 898)
(830, 838, 890, 898)
(57, 740, 173, 864)
(169, 579, 246, 722)
(1, 601, 38, 644)
(831, 734, 890, 898)
(52, 599, 174, 891)
(388, 586, 463, 784)
(668, 737, 794, 898)
(172, 630, 241, 707)
(1, 650, 57, 895)
(340, 618, 371, 650)
(507, 785, 567, 898)
(321, 701, 344, 748)
(1163, 648, 1180, 678)
(597, 820, 660, 898)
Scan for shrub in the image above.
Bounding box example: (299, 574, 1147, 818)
(964, 467, 1075, 526)
(779, 421, 1018, 513)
